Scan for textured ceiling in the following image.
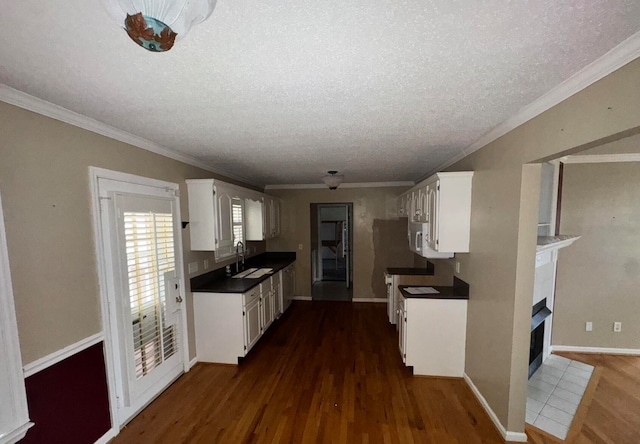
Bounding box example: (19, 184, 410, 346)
(1, 1, 639, 186)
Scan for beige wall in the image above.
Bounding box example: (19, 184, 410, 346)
(266, 187, 414, 299)
(443, 58, 640, 432)
(0, 101, 261, 364)
(553, 159, 640, 349)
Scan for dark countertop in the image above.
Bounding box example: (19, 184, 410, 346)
(398, 276, 469, 300)
(385, 262, 434, 276)
(190, 252, 296, 293)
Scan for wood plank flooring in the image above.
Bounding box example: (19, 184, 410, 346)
(112, 301, 505, 443)
(526, 352, 640, 444)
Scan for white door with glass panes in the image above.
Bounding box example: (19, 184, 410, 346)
(97, 175, 186, 427)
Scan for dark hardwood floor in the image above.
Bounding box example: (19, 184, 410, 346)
(526, 352, 640, 444)
(112, 301, 506, 443)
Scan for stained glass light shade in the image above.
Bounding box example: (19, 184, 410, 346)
(102, 0, 217, 52)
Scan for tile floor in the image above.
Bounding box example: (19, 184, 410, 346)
(526, 354, 594, 440)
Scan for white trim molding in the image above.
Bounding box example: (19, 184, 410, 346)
(0, 85, 258, 188)
(23, 333, 104, 378)
(463, 374, 528, 443)
(422, 30, 640, 180)
(291, 296, 312, 301)
(551, 345, 640, 355)
(560, 153, 640, 164)
(352, 298, 387, 303)
(189, 357, 198, 369)
(0, 189, 34, 444)
(265, 181, 414, 190)
(93, 428, 118, 444)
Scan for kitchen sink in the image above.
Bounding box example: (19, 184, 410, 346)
(244, 268, 273, 278)
(231, 267, 274, 279)
(231, 268, 258, 278)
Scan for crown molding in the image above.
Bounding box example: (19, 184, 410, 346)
(560, 153, 640, 164)
(264, 181, 414, 190)
(0, 85, 260, 187)
(421, 30, 640, 180)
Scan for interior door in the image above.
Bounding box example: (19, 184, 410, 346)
(99, 178, 185, 426)
(345, 204, 352, 289)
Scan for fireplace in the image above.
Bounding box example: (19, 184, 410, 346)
(529, 298, 552, 378)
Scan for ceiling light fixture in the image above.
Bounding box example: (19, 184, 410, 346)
(102, 0, 217, 52)
(322, 171, 344, 190)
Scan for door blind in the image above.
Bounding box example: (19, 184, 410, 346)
(124, 211, 178, 380)
(232, 199, 243, 245)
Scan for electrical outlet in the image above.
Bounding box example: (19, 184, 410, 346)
(585, 321, 592, 332)
(613, 321, 622, 333)
(188, 262, 198, 274)
(455, 261, 461, 273)
(204, 259, 209, 270)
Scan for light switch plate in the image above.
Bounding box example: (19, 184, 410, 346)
(298, 243, 303, 250)
(204, 259, 209, 270)
(585, 321, 592, 332)
(188, 262, 198, 274)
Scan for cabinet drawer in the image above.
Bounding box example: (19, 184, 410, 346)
(243, 287, 260, 306)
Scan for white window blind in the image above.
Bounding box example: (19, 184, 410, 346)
(124, 211, 178, 380)
(232, 199, 243, 246)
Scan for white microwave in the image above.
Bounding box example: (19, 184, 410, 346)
(408, 222, 453, 259)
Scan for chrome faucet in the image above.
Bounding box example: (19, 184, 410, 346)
(235, 241, 245, 273)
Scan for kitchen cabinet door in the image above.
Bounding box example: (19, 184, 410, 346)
(244, 297, 261, 353)
(398, 302, 407, 364)
(214, 184, 235, 259)
(273, 277, 282, 318)
(397, 193, 406, 216)
(260, 281, 274, 330)
(427, 180, 439, 250)
(419, 185, 429, 223)
(271, 198, 281, 237)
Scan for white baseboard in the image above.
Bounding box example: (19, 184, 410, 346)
(292, 296, 312, 301)
(189, 357, 198, 369)
(463, 373, 528, 442)
(23, 332, 104, 377)
(94, 426, 118, 444)
(551, 345, 640, 355)
(352, 298, 387, 303)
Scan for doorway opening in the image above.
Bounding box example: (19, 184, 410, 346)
(310, 203, 353, 301)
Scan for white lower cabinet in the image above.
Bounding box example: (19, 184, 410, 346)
(398, 295, 467, 377)
(194, 271, 286, 364)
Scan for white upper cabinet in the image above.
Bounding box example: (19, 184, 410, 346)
(425, 172, 473, 253)
(262, 196, 281, 239)
(245, 194, 281, 241)
(186, 179, 247, 259)
(398, 171, 473, 254)
(187, 179, 282, 251)
(245, 197, 265, 241)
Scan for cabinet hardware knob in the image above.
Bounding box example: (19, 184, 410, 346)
(175, 295, 183, 303)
